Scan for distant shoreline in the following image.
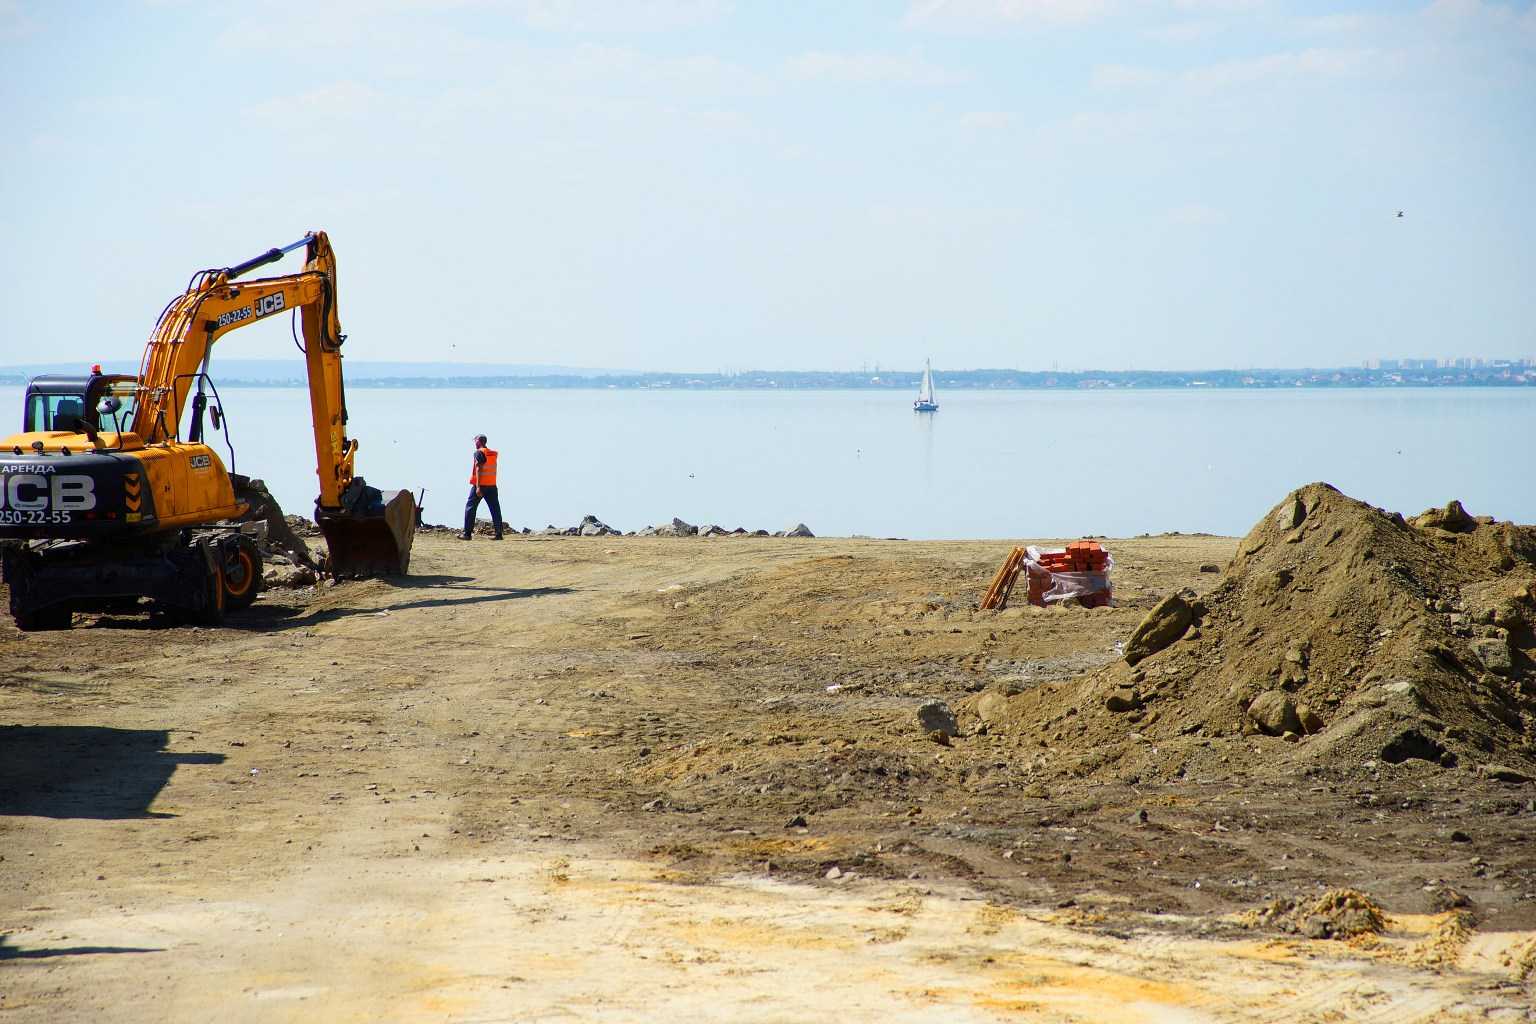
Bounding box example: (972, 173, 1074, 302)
(3, 368, 1530, 391)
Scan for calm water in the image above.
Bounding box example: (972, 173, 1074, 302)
(3, 386, 1531, 539)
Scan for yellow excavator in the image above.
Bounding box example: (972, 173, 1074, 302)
(0, 231, 415, 630)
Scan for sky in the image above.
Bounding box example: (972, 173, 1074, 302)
(1, 0, 1533, 373)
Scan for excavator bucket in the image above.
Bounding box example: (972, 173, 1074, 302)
(318, 481, 416, 577)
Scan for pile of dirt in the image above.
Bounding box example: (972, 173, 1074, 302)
(1244, 888, 1387, 940)
(971, 483, 1536, 781)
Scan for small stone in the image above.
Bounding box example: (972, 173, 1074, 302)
(1130, 808, 1148, 825)
(1480, 764, 1533, 784)
(1469, 637, 1512, 676)
(1198, 564, 1221, 573)
(976, 691, 1010, 724)
(1104, 688, 1141, 713)
(1296, 705, 1325, 735)
(916, 700, 959, 739)
(1409, 500, 1476, 534)
(786, 814, 808, 828)
(825, 866, 842, 880)
(1274, 494, 1307, 530)
(1124, 593, 1194, 666)
(1428, 887, 1471, 912)
(1247, 691, 1301, 736)
(1449, 830, 1472, 844)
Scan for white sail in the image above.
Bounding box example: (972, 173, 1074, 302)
(914, 359, 938, 411)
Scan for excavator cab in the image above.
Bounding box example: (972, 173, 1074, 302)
(21, 369, 138, 436)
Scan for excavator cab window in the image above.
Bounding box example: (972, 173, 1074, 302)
(25, 392, 90, 432)
(101, 381, 136, 432)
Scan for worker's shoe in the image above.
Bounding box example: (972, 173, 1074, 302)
(456, 533, 472, 541)
(491, 534, 504, 541)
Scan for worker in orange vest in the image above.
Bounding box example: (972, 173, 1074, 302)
(460, 434, 504, 540)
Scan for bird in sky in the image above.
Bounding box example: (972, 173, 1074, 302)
(1396, 211, 1404, 218)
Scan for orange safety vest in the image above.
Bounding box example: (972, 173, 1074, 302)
(470, 447, 498, 487)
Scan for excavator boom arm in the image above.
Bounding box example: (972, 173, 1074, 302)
(131, 231, 355, 508)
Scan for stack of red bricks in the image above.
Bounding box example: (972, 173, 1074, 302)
(1026, 541, 1112, 607)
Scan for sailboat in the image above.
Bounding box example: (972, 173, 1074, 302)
(913, 358, 939, 413)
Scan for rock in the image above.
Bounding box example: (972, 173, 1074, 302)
(752, 530, 770, 537)
(1246, 691, 1302, 736)
(1199, 564, 1221, 573)
(1303, 916, 1332, 940)
(1469, 637, 1512, 676)
(824, 866, 842, 880)
(1480, 764, 1533, 784)
(1449, 829, 1472, 843)
(699, 524, 729, 537)
(1410, 500, 1477, 534)
(1428, 886, 1471, 912)
(1296, 704, 1325, 735)
(1274, 494, 1307, 530)
(263, 564, 318, 589)
(1262, 568, 1294, 593)
(976, 691, 1009, 724)
(785, 523, 815, 538)
(233, 479, 320, 569)
(652, 517, 698, 538)
(916, 700, 959, 740)
(1104, 688, 1141, 713)
(1124, 593, 1194, 665)
(538, 526, 564, 536)
(578, 514, 618, 536)
(785, 814, 808, 828)
(1130, 808, 1148, 825)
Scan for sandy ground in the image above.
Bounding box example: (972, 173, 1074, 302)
(2, 533, 1533, 1022)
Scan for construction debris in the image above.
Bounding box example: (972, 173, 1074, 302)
(981, 541, 1113, 610)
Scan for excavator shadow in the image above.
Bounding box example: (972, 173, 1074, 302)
(0, 725, 225, 820)
(0, 935, 165, 960)
(225, 580, 576, 632)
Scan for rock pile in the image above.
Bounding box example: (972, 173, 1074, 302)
(975, 483, 1536, 780)
(639, 518, 698, 538)
(231, 478, 324, 589)
(431, 515, 812, 538)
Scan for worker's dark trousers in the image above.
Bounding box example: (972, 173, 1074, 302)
(464, 485, 503, 538)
